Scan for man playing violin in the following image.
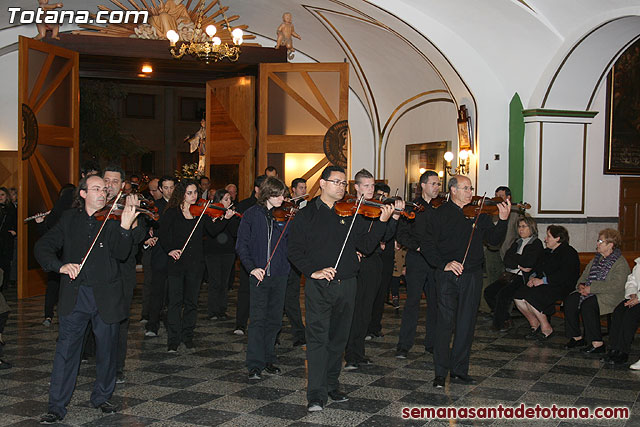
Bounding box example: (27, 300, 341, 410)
(282, 177, 307, 347)
(344, 169, 402, 371)
(395, 170, 440, 359)
(35, 175, 140, 423)
(288, 166, 396, 412)
(101, 165, 149, 384)
(422, 175, 510, 388)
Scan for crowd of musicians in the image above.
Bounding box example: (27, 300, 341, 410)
(2, 162, 639, 423)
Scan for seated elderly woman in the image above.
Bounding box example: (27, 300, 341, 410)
(604, 257, 639, 365)
(513, 225, 580, 340)
(484, 216, 544, 331)
(564, 229, 630, 354)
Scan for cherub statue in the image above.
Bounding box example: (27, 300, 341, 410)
(184, 118, 206, 175)
(276, 12, 301, 59)
(34, 0, 63, 40)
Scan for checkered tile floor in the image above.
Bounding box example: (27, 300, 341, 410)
(1, 280, 640, 426)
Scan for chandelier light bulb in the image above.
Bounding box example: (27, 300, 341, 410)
(205, 25, 216, 37)
(459, 149, 469, 160)
(232, 28, 243, 38)
(212, 36, 222, 46)
(166, 30, 179, 45)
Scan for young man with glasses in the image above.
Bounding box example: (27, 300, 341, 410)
(395, 170, 442, 359)
(35, 175, 139, 423)
(288, 166, 396, 412)
(421, 175, 510, 388)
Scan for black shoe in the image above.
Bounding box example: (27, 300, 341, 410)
(450, 374, 477, 385)
(264, 363, 281, 375)
(217, 314, 229, 321)
(358, 358, 372, 366)
(307, 400, 323, 412)
(248, 368, 262, 380)
(233, 326, 245, 336)
(537, 330, 554, 341)
(425, 347, 434, 354)
(328, 390, 349, 402)
(613, 352, 629, 365)
(115, 372, 125, 384)
(565, 338, 586, 349)
(184, 340, 195, 349)
(524, 326, 541, 340)
(40, 412, 63, 424)
(433, 376, 445, 388)
(167, 345, 178, 353)
(583, 344, 606, 354)
(396, 349, 408, 359)
(344, 362, 358, 371)
(292, 338, 306, 347)
(97, 400, 118, 414)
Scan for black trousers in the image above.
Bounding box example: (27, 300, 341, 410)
(146, 261, 167, 334)
(141, 248, 153, 320)
(116, 260, 137, 374)
(246, 275, 287, 371)
(235, 265, 250, 329)
(609, 300, 640, 353)
(564, 292, 602, 342)
(397, 251, 436, 352)
(433, 269, 482, 378)
(368, 247, 395, 335)
(283, 267, 305, 341)
(345, 255, 382, 364)
(166, 265, 203, 347)
(48, 286, 119, 419)
(483, 273, 524, 329)
(44, 272, 60, 319)
(305, 277, 357, 404)
(205, 253, 236, 317)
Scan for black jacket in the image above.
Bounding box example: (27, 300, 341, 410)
(34, 208, 133, 323)
(534, 242, 580, 294)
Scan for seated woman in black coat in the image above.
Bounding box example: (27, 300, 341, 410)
(513, 225, 580, 339)
(484, 216, 544, 331)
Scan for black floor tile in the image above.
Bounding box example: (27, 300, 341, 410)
(530, 381, 586, 395)
(156, 390, 222, 406)
(369, 376, 426, 390)
(170, 407, 239, 426)
(234, 385, 294, 401)
(327, 396, 389, 413)
(251, 402, 308, 420)
(145, 375, 207, 389)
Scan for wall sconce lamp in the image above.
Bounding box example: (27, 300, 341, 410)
(444, 149, 470, 176)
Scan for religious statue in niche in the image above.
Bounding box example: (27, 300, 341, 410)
(276, 12, 301, 59)
(185, 118, 206, 175)
(34, 0, 63, 40)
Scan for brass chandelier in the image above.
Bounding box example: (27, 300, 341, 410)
(166, 0, 243, 63)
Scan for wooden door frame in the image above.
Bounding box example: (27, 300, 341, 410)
(18, 36, 79, 298)
(258, 63, 349, 196)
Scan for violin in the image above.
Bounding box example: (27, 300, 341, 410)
(93, 203, 159, 221)
(273, 201, 298, 222)
(189, 202, 242, 219)
(462, 196, 530, 218)
(334, 195, 415, 219)
(111, 193, 157, 213)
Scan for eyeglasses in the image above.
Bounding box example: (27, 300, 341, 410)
(456, 186, 474, 192)
(325, 179, 348, 188)
(596, 239, 606, 244)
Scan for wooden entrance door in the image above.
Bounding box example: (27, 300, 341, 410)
(619, 177, 640, 251)
(205, 77, 255, 200)
(18, 36, 79, 298)
(258, 63, 349, 196)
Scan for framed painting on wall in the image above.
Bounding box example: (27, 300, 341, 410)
(604, 38, 640, 175)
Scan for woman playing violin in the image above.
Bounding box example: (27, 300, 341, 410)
(205, 189, 240, 321)
(158, 179, 233, 353)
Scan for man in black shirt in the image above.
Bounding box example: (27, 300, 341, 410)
(35, 175, 139, 423)
(422, 175, 510, 388)
(288, 166, 394, 412)
(395, 170, 440, 358)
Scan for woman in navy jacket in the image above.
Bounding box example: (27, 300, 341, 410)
(236, 177, 289, 380)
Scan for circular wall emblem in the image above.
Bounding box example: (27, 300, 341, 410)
(323, 120, 349, 168)
(21, 103, 38, 160)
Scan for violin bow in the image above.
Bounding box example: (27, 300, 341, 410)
(333, 194, 366, 271)
(460, 192, 486, 268)
(75, 189, 124, 279)
(176, 199, 211, 261)
(257, 210, 295, 286)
